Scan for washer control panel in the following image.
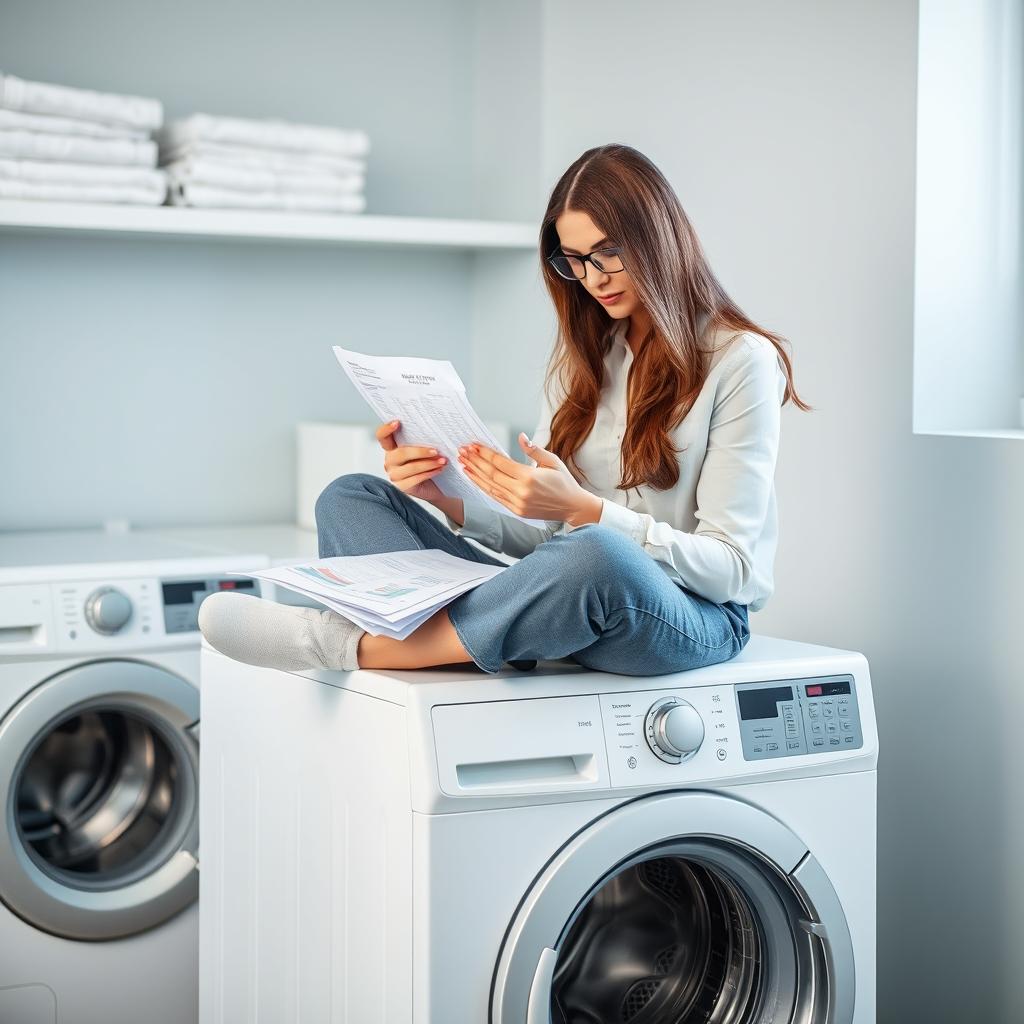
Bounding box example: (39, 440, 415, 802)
(51, 575, 257, 650)
(600, 685, 735, 786)
(644, 696, 705, 764)
(736, 675, 863, 760)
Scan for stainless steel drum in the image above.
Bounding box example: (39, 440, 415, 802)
(0, 660, 200, 940)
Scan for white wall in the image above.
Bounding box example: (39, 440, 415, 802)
(517, 1, 1024, 1020)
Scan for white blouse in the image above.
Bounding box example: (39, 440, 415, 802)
(445, 315, 787, 613)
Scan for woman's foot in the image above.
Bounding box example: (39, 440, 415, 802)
(198, 591, 366, 672)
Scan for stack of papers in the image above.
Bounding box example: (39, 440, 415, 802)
(229, 549, 506, 640)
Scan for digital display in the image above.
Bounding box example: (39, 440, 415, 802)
(163, 581, 206, 605)
(804, 680, 851, 698)
(162, 579, 254, 604)
(737, 686, 793, 721)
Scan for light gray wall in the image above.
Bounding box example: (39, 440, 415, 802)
(467, 0, 557, 444)
(532, 1, 1024, 1021)
(0, 0, 479, 529)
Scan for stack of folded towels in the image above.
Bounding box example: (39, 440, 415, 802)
(157, 113, 368, 214)
(0, 70, 166, 205)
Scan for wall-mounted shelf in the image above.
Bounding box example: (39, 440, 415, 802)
(0, 199, 538, 251)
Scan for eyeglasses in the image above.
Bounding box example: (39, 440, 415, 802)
(546, 246, 626, 281)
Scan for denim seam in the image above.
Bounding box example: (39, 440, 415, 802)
(446, 604, 502, 674)
(610, 603, 735, 650)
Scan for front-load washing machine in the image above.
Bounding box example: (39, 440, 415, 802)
(199, 634, 877, 1023)
(0, 529, 269, 1024)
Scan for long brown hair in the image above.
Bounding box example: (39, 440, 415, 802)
(539, 143, 811, 492)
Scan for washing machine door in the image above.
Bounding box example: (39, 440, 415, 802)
(0, 659, 199, 940)
(491, 791, 855, 1024)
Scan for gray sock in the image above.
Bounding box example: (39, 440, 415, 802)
(198, 591, 365, 672)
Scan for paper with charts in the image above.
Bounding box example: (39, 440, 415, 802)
(230, 549, 507, 640)
(333, 345, 549, 528)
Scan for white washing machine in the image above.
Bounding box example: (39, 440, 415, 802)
(0, 528, 271, 1024)
(199, 634, 878, 1023)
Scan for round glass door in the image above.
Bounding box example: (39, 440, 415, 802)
(548, 840, 818, 1023)
(17, 706, 188, 886)
(552, 849, 764, 1022)
(492, 792, 855, 1024)
(0, 660, 200, 940)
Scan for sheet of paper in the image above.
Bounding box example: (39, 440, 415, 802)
(276, 567, 492, 623)
(333, 345, 550, 529)
(229, 549, 507, 639)
(259, 581, 439, 640)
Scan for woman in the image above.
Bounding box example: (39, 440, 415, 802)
(199, 143, 809, 676)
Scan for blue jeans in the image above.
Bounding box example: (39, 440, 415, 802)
(314, 473, 751, 676)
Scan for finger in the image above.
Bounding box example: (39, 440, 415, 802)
(463, 461, 519, 509)
(460, 447, 526, 491)
(384, 444, 441, 472)
(391, 455, 447, 481)
(397, 465, 444, 491)
(395, 444, 442, 461)
(464, 444, 531, 481)
(375, 419, 400, 451)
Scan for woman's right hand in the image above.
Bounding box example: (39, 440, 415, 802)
(376, 420, 448, 502)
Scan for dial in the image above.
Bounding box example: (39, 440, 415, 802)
(645, 697, 705, 763)
(84, 586, 134, 635)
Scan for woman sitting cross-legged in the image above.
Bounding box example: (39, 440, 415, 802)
(198, 143, 809, 677)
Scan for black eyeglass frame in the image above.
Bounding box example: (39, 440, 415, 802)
(546, 246, 627, 281)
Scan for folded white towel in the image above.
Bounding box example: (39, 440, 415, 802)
(0, 129, 156, 167)
(0, 157, 167, 189)
(159, 140, 365, 180)
(158, 113, 369, 158)
(0, 107, 149, 141)
(163, 155, 364, 195)
(167, 179, 366, 213)
(0, 71, 162, 131)
(0, 177, 166, 204)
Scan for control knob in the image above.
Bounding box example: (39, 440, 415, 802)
(84, 586, 134, 635)
(645, 697, 705, 764)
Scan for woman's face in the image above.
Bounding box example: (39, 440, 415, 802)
(554, 209, 639, 321)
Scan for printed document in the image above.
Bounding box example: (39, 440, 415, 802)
(333, 345, 549, 528)
(230, 549, 507, 640)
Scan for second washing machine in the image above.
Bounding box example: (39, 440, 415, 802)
(0, 528, 270, 1024)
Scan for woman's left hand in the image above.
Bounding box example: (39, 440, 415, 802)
(457, 433, 602, 525)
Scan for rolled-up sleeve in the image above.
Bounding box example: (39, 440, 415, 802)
(592, 339, 784, 605)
